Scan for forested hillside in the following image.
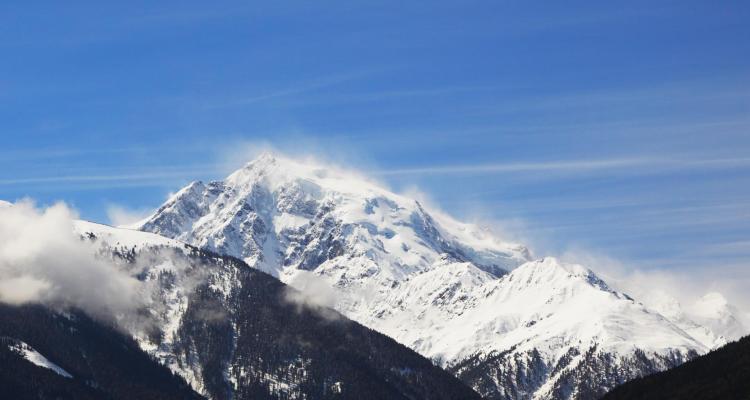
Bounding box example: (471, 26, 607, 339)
(0, 304, 203, 400)
(603, 335, 750, 400)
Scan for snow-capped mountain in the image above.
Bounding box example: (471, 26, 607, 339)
(642, 290, 747, 350)
(136, 152, 531, 279)
(690, 292, 747, 341)
(70, 220, 480, 400)
(133, 153, 744, 399)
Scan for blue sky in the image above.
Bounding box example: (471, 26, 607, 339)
(1, 1, 749, 284)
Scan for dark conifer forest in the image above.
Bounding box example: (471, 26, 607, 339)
(603, 335, 750, 400)
(0, 304, 203, 400)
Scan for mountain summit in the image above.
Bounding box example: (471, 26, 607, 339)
(138, 152, 532, 279)
(135, 153, 738, 399)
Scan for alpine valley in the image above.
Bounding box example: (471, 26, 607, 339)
(2, 153, 747, 400)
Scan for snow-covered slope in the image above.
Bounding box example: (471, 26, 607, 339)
(382, 257, 702, 361)
(132, 153, 743, 399)
(8, 340, 73, 378)
(643, 291, 747, 349)
(74, 220, 183, 248)
(137, 152, 531, 280)
(70, 220, 481, 400)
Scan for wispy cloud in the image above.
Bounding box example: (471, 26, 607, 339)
(376, 156, 750, 176)
(378, 158, 646, 176)
(0, 172, 186, 186)
(279, 85, 500, 107)
(0, 164, 224, 188)
(0, 146, 155, 162)
(468, 77, 750, 116)
(203, 70, 379, 109)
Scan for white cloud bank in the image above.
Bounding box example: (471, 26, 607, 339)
(283, 270, 342, 320)
(0, 201, 147, 318)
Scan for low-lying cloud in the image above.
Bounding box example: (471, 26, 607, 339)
(283, 270, 342, 321)
(0, 200, 148, 319)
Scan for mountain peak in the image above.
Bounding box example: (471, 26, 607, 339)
(226, 152, 372, 195)
(519, 256, 592, 278)
(504, 256, 613, 296)
(255, 149, 277, 162)
(242, 150, 281, 171)
(138, 153, 531, 279)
